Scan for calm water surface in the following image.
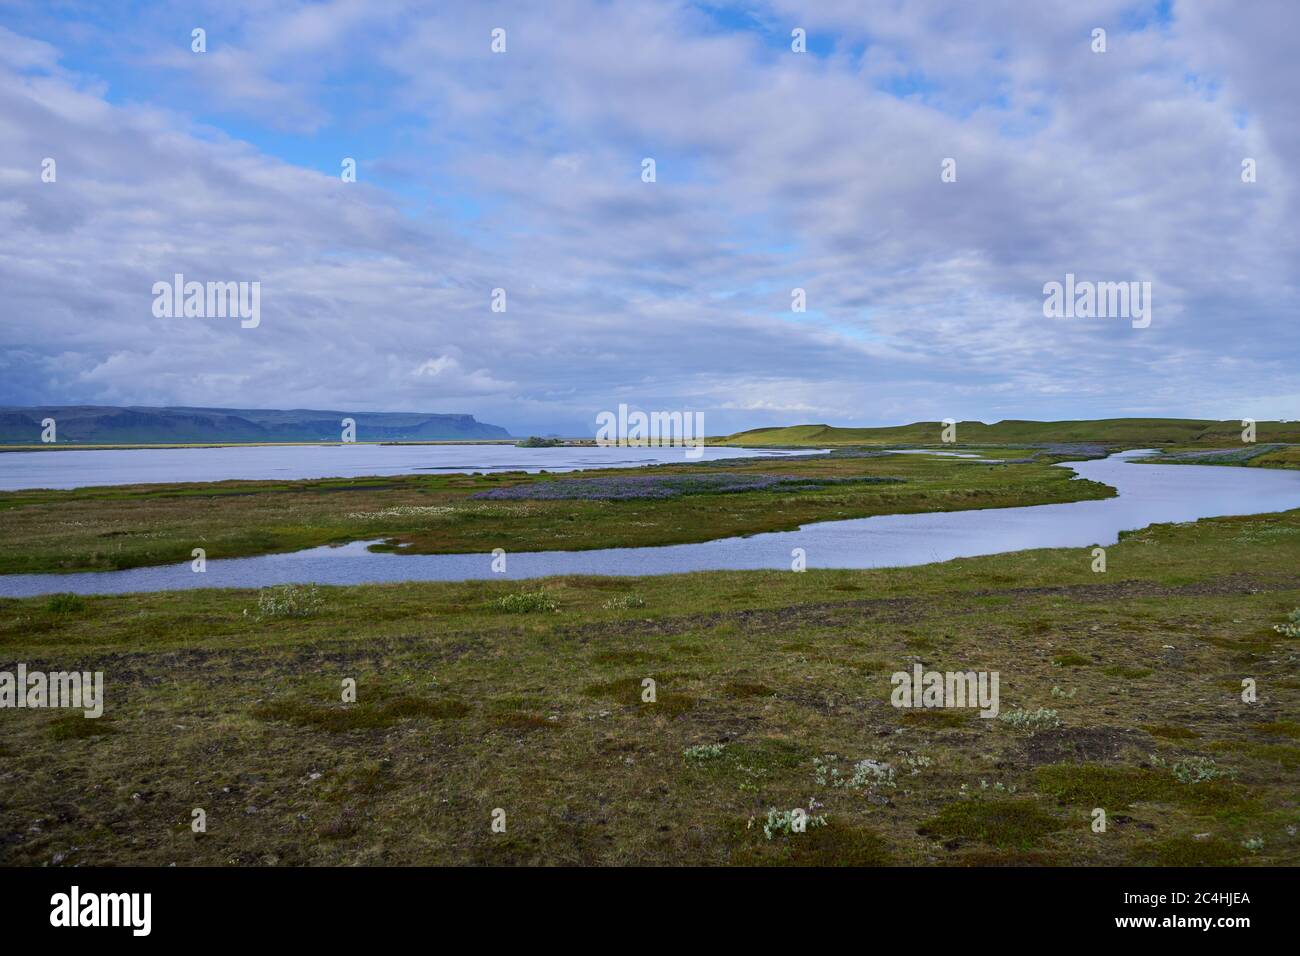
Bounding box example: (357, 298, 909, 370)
(2, 450, 1297, 597)
(0, 443, 798, 491)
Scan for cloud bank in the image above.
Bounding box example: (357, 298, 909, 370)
(0, 1, 1295, 435)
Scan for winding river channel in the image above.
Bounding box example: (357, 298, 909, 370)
(2, 449, 1298, 597)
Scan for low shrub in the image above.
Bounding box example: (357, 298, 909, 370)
(493, 590, 559, 613)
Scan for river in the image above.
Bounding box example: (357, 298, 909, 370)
(2, 450, 1297, 597)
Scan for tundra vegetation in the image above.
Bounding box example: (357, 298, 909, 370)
(0, 457, 1297, 865)
(0, 450, 1107, 574)
(716, 418, 1300, 450)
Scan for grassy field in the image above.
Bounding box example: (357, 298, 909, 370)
(1137, 444, 1300, 470)
(1, 504, 1297, 865)
(720, 418, 1300, 448)
(0, 451, 1112, 574)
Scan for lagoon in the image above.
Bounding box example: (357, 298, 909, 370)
(2, 450, 1298, 597)
(0, 442, 796, 492)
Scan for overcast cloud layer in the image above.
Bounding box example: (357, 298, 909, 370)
(0, 0, 1295, 436)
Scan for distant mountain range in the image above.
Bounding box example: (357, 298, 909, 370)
(0, 406, 511, 444)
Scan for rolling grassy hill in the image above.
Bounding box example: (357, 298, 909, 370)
(720, 418, 1300, 447)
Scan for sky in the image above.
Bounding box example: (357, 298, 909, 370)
(0, 0, 1295, 437)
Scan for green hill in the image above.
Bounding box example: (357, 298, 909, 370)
(720, 418, 1300, 447)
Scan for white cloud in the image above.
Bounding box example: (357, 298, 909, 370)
(1, 0, 1297, 435)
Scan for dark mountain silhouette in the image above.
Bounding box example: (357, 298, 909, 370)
(0, 405, 511, 444)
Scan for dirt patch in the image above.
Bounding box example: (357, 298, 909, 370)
(1022, 727, 1150, 766)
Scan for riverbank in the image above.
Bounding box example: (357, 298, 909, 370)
(1136, 444, 1300, 470)
(7, 449, 1300, 596)
(0, 450, 1108, 575)
(2, 507, 1297, 865)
